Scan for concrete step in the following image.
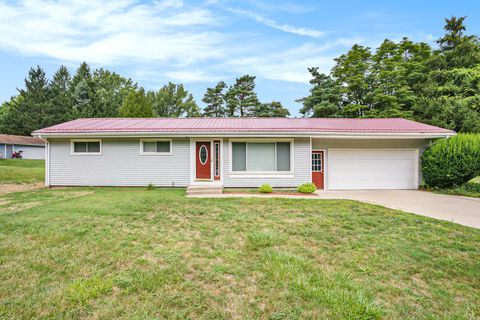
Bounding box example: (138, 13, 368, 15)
(186, 185, 224, 195)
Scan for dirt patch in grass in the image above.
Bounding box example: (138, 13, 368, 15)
(0, 183, 43, 195)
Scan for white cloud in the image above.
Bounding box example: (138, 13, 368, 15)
(227, 8, 325, 38)
(0, 0, 357, 86)
(0, 0, 223, 65)
(222, 39, 360, 82)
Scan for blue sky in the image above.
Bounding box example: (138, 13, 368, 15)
(0, 0, 478, 116)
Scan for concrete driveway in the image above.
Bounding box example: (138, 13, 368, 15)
(316, 190, 480, 229)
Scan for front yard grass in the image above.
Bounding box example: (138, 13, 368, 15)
(0, 159, 44, 184)
(0, 187, 479, 319)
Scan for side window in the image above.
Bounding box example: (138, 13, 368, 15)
(141, 140, 172, 155)
(72, 140, 101, 154)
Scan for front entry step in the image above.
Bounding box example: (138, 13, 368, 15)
(186, 185, 224, 195)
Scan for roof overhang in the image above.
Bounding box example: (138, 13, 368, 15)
(33, 131, 455, 139)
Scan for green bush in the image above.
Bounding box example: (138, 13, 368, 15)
(464, 181, 480, 192)
(258, 184, 273, 193)
(297, 183, 316, 193)
(422, 134, 480, 188)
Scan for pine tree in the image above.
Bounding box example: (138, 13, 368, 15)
(49, 65, 74, 124)
(0, 66, 51, 135)
(225, 75, 259, 117)
(202, 81, 227, 117)
(254, 101, 290, 117)
(70, 62, 94, 118)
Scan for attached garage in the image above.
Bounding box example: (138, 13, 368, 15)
(327, 149, 419, 190)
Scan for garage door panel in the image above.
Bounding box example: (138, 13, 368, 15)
(328, 149, 417, 190)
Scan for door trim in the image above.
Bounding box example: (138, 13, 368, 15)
(312, 148, 327, 190)
(189, 138, 223, 185)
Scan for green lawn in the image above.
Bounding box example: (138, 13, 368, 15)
(0, 159, 45, 184)
(0, 187, 478, 319)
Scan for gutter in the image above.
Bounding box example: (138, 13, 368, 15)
(32, 131, 455, 139)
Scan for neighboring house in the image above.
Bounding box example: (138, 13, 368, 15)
(0, 134, 45, 159)
(33, 118, 454, 190)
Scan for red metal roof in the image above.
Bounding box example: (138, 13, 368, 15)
(0, 134, 45, 146)
(33, 118, 454, 134)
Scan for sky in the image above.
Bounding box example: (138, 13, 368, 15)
(0, 0, 479, 116)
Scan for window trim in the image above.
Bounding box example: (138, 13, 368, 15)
(70, 139, 102, 155)
(229, 138, 294, 176)
(139, 139, 172, 155)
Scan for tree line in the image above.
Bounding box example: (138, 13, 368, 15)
(298, 16, 480, 133)
(0, 65, 289, 136)
(0, 16, 479, 136)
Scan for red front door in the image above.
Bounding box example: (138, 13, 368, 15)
(312, 151, 324, 189)
(196, 142, 211, 179)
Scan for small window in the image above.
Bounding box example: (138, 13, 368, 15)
(312, 152, 323, 172)
(140, 140, 171, 155)
(72, 140, 101, 154)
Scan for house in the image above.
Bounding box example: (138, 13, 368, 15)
(0, 134, 45, 159)
(33, 118, 454, 190)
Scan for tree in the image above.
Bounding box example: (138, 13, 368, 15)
(297, 68, 342, 117)
(149, 82, 200, 117)
(49, 65, 74, 124)
(91, 69, 137, 117)
(202, 81, 227, 117)
(254, 101, 290, 117)
(119, 88, 154, 117)
(225, 75, 259, 117)
(70, 62, 94, 118)
(331, 44, 372, 116)
(0, 66, 51, 135)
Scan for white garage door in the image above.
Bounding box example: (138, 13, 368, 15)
(327, 149, 418, 190)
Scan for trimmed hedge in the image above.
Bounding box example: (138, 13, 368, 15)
(422, 134, 480, 188)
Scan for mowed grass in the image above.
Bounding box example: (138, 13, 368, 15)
(0, 188, 479, 319)
(0, 159, 44, 184)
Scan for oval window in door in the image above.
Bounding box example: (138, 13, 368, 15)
(199, 145, 208, 165)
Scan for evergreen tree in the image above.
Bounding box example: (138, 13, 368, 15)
(225, 75, 259, 117)
(202, 81, 227, 117)
(70, 62, 94, 118)
(254, 101, 290, 117)
(49, 65, 74, 123)
(0, 66, 51, 135)
(119, 88, 154, 117)
(297, 68, 342, 117)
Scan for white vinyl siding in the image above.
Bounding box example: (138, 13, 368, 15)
(49, 138, 189, 186)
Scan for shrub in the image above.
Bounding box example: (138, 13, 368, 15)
(297, 182, 316, 193)
(464, 181, 480, 193)
(147, 183, 155, 190)
(258, 184, 273, 193)
(422, 134, 480, 188)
